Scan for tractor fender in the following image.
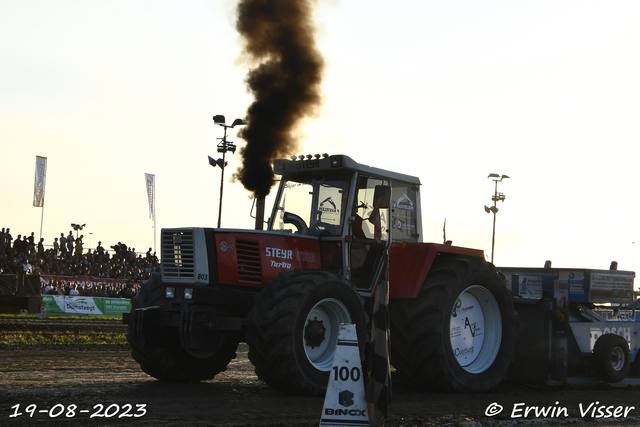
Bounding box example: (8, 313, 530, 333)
(388, 242, 486, 299)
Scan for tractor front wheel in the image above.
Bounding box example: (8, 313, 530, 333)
(246, 270, 368, 396)
(126, 274, 240, 382)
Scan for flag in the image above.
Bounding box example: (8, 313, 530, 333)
(33, 156, 47, 207)
(145, 173, 155, 221)
(365, 252, 392, 426)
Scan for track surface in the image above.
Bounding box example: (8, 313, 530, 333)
(2, 319, 640, 426)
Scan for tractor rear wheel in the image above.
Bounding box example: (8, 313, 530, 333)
(389, 255, 517, 392)
(126, 274, 240, 382)
(246, 270, 368, 396)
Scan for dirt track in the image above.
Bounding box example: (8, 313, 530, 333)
(2, 320, 640, 426)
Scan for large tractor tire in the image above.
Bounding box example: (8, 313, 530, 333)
(389, 255, 517, 393)
(246, 270, 368, 396)
(126, 274, 240, 382)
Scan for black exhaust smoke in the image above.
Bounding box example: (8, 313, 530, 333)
(233, 0, 325, 204)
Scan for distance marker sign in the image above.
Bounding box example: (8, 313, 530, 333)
(319, 323, 370, 426)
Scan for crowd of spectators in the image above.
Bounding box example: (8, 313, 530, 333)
(0, 227, 160, 298)
(41, 279, 138, 299)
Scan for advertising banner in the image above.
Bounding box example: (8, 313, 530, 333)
(62, 296, 103, 314)
(33, 156, 47, 207)
(40, 295, 132, 315)
(41, 295, 64, 313)
(145, 173, 155, 221)
(594, 309, 636, 322)
(39, 275, 137, 288)
(100, 298, 132, 315)
(589, 271, 634, 303)
(516, 275, 543, 299)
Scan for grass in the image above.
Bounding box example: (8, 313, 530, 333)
(0, 314, 127, 345)
(0, 331, 128, 346)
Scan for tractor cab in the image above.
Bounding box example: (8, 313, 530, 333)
(270, 154, 422, 294)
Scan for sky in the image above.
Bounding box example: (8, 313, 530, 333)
(2, 1, 640, 273)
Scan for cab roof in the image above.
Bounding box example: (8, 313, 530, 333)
(273, 154, 421, 186)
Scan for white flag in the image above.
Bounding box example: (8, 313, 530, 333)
(145, 173, 155, 220)
(33, 156, 47, 207)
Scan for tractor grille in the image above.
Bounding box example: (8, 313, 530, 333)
(236, 240, 261, 283)
(161, 229, 195, 280)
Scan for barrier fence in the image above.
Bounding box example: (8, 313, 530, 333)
(41, 295, 132, 315)
(39, 275, 141, 288)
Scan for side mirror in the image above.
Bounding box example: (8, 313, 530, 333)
(373, 185, 391, 209)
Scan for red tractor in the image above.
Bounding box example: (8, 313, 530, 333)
(124, 154, 516, 394)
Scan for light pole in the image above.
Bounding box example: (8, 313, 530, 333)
(209, 115, 247, 228)
(484, 174, 509, 264)
(71, 223, 85, 239)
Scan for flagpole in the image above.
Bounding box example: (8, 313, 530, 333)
(39, 190, 45, 240)
(154, 184, 157, 255)
(40, 158, 47, 240)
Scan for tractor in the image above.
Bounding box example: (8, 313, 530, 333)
(124, 154, 517, 395)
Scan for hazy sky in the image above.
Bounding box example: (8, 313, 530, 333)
(2, 1, 639, 272)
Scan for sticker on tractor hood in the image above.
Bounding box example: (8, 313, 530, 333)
(220, 241, 234, 252)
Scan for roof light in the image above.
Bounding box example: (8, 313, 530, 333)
(298, 155, 305, 160)
(290, 155, 297, 160)
(322, 153, 329, 158)
(305, 154, 312, 159)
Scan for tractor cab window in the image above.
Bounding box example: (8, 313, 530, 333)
(350, 175, 389, 290)
(390, 181, 419, 242)
(352, 176, 389, 242)
(271, 175, 350, 236)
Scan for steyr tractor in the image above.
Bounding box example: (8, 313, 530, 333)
(124, 154, 517, 395)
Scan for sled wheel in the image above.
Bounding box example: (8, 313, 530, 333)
(126, 274, 240, 382)
(246, 270, 367, 396)
(390, 255, 517, 392)
(593, 333, 630, 383)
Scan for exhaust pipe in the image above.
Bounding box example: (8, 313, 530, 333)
(255, 196, 265, 230)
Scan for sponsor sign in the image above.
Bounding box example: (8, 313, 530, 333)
(63, 296, 103, 314)
(554, 279, 569, 311)
(450, 293, 484, 367)
(39, 295, 131, 315)
(394, 193, 414, 211)
(516, 276, 543, 299)
(589, 272, 635, 303)
(570, 279, 585, 293)
(594, 310, 636, 322)
(101, 298, 133, 315)
(569, 322, 637, 354)
(41, 295, 64, 313)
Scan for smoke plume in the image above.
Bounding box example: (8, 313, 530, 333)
(234, 0, 325, 198)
